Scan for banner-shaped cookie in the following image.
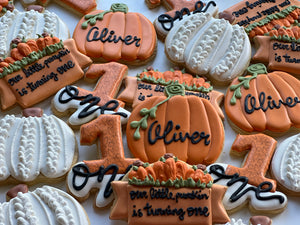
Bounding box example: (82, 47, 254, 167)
(225, 63, 300, 133)
(117, 68, 224, 119)
(110, 155, 230, 225)
(253, 29, 300, 75)
(220, 0, 300, 39)
(127, 83, 224, 165)
(73, 3, 157, 64)
(0, 35, 92, 110)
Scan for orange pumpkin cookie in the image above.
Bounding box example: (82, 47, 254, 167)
(252, 29, 300, 75)
(147, 0, 218, 40)
(20, 0, 97, 15)
(220, 0, 300, 39)
(207, 134, 288, 214)
(73, 3, 157, 65)
(117, 67, 224, 119)
(0, 35, 92, 110)
(0, 0, 13, 16)
(110, 154, 230, 225)
(225, 63, 300, 133)
(126, 83, 224, 165)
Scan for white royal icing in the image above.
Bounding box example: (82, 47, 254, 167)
(0, 186, 89, 225)
(0, 8, 69, 58)
(165, 12, 251, 83)
(271, 134, 300, 193)
(0, 114, 76, 182)
(207, 163, 288, 213)
(53, 85, 131, 126)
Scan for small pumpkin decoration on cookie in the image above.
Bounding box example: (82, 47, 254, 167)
(73, 3, 157, 64)
(126, 83, 224, 165)
(225, 63, 300, 133)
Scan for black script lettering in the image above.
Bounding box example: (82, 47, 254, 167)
(26, 72, 58, 92)
(8, 74, 23, 86)
(132, 205, 143, 217)
(58, 85, 128, 119)
(175, 190, 209, 203)
(22, 62, 45, 78)
(244, 92, 300, 114)
(283, 54, 300, 63)
(44, 48, 70, 68)
(87, 27, 141, 47)
(57, 60, 75, 74)
(261, 5, 280, 15)
(130, 190, 148, 200)
(143, 203, 186, 220)
(138, 83, 152, 90)
(148, 120, 210, 145)
(273, 42, 290, 51)
(187, 206, 210, 217)
(291, 42, 300, 52)
(150, 187, 175, 200)
(154, 84, 164, 93)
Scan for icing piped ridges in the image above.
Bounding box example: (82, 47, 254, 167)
(189, 19, 227, 73)
(17, 10, 38, 39)
(0, 115, 15, 179)
(43, 10, 58, 37)
(167, 13, 210, 62)
(211, 25, 245, 79)
(13, 192, 38, 225)
(0, 9, 17, 57)
(18, 117, 36, 180)
(35, 186, 75, 224)
(284, 134, 300, 190)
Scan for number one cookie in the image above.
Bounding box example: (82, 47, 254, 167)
(226, 133, 277, 191)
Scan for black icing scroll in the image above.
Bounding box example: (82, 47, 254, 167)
(208, 164, 285, 204)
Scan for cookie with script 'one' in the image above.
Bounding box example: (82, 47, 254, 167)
(225, 63, 300, 134)
(219, 0, 300, 39)
(0, 7, 69, 58)
(0, 35, 92, 110)
(252, 27, 300, 76)
(110, 153, 230, 225)
(1, 184, 90, 225)
(207, 134, 288, 214)
(164, 11, 251, 84)
(126, 83, 224, 165)
(73, 3, 157, 65)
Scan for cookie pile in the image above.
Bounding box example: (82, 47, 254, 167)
(0, 0, 299, 224)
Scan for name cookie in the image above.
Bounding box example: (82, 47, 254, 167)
(110, 154, 230, 225)
(117, 67, 224, 119)
(225, 63, 300, 133)
(207, 134, 288, 214)
(73, 3, 157, 65)
(0, 35, 92, 110)
(126, 83, 224, 165)
(0, 108, 76, 184)
(1, 184, 90, 225)
(165, 11, 251, 84)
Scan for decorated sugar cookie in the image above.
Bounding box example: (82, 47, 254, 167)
(73, 3, 157, 65)
(20, 0, 97, 15)
(271, 133, 300, 195)
(147, 0, 218, 40)
(0, 35, 92, 110)
(126, 83, 224, 165)
(207, 134, 288, 214)
(220, 0, 300, 39)
(52, 62, 130, 128)
(1, 184, 90, 225)
(0, 108, 77, 184)
(117, 67, 224, 119)
(0, 7, 69, 58)
(0, 0, 13, 16)
(225, 63, 300, 133)
(67, 114, 137, 208)
(252, 28, 300, 75)
(110, 154, 230, 225)
(224, 216, 272, 225)
(165, 11, 251, 84)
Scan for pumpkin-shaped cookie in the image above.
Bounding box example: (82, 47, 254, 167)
(126, 83, 224, 165)
(225, 63, 300, 133)
(164, 12, 251, 84)
(73, 3, 157, 64)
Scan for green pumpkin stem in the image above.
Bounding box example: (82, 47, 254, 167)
(229, 63, 267, 105)
(82, 3, 128, 29)
(131, 83, 185, 140)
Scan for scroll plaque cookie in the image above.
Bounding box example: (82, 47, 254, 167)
(73, 3, 157, 65)
(0, 36, 92, 110)
(110, 154, 230, 225)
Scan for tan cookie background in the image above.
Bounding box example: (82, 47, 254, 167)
(0, 0, 299, 224)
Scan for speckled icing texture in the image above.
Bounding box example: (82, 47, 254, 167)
(0, 9, 69, 58)
(223, 219, 246, 225)
(271, 133, 300, 193)
(165, 12, 251, 83)
(0, 186, 89, 225)
(208, 163, 288, 213)
(0, 114, 75, 182)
